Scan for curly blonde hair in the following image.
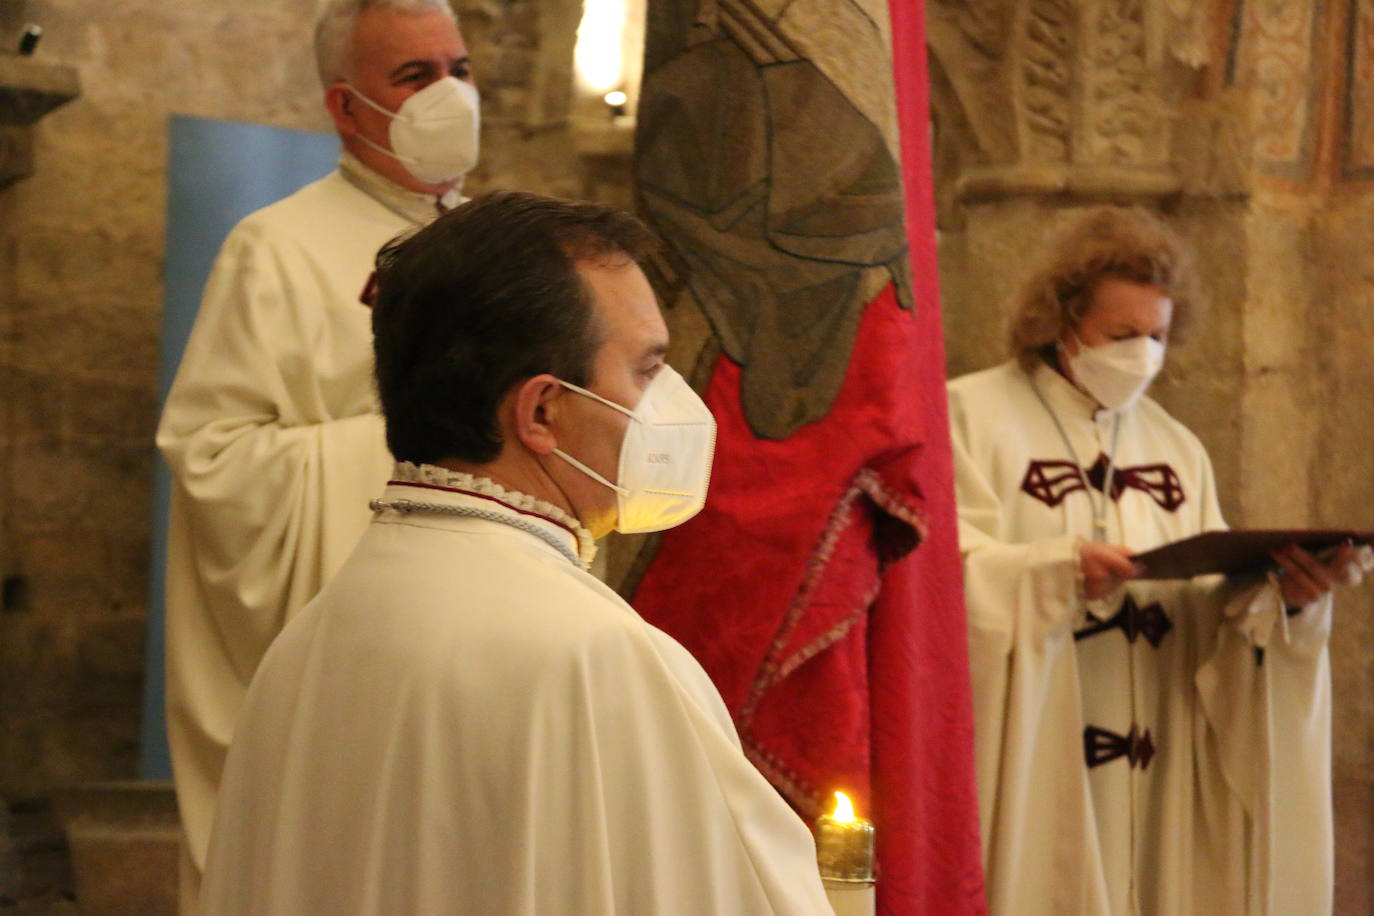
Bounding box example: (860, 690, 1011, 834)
(1008, 207, 1201, 371)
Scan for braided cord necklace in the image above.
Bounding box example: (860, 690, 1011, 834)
(1032, 373, 1142, 901)
(368, 497, 585, 569)
(1028, 375, 1122, 543)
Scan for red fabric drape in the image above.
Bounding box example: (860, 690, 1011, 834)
(881, 2, 986, 909)
(632, 3, 985, 912)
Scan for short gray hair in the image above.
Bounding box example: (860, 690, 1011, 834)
(313, 0, 456, 86)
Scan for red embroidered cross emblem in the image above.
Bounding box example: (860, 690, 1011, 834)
(1084, 723, 1155, 770)
(1020, 454, 1185, 512)
(1074, 594, 1173, 647)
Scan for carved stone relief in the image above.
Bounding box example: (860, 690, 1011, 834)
(1232, 0, 1323, 180)
(1160, 0, 1212, 67)
(927, 0, 1019, 166)
(1086, 0, 1158, 166)
(927, 0, 1198, 208)
(1018, 0, 1076, 162)
(1343, 0, 1374, 178)
(1223, 0, 1374, 187)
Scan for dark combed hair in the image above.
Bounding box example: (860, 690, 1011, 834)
(372, 190, 659, 465)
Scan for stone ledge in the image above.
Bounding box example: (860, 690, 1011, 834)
(0, 123, 28, 187)
(0, 56, 79, 127)
(573, 117, 634, 158)
(956, 163, 1187, 203)
(51, 781, 177, 916)
(0, 54, 80, 187)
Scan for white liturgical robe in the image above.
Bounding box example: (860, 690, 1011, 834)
(949, 360, 1332, 916)
(156, 155, 457, 889)
(200, 466, 833, 916)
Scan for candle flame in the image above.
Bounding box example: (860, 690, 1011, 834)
(831, 790, 856, 823)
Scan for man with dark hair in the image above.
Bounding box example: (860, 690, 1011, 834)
(199, 191, 832, 915)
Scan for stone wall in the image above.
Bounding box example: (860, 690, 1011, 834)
(1313, 183, 1374, 910)
(931, 0, 1374, 908)
(0, 0, 626, 906)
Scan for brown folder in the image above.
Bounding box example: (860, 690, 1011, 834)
(1132, 529, 1374, 580)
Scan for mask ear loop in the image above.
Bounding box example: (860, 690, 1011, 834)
(556, 379, 637, 418)
(549, 379, 637, 495)
(349, 80, 474, 123)
(348, 84, 486, 174)
(347, 85, 406, 121)
(343, 86, 429, 170)
(1057, 331, 1099, 405)
(351, 132, 424, 169)
(1061, 329, 1090, 361)
(550, 448, 628, 495)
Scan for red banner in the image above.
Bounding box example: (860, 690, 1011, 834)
(632, 3, 985, 911)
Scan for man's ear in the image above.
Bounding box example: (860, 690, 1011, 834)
(324, 82, 357, 137)
(509, 375, 563, 455)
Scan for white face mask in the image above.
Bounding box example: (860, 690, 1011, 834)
(348, 77, 480, 184)
(1063, 333, 1165, 412)
(552, 366, 717, 534)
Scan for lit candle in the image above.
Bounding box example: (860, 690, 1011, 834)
(816, 791, 875, 916)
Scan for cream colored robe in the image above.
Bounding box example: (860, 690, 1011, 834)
(156, 157, 452, 895)
(200, 468, 833, 915)
(948, 361, 1332, 915)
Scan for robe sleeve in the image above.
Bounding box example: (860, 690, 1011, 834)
(521, 621, 834, 916)
(157, 223, 393, 680)
(1191, 444, 1334, 913)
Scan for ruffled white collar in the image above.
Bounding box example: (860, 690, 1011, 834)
(389, 462, 597, 566)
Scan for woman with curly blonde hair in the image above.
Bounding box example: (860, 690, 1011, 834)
(1006, 207, 1200, 372)
(947, 207, 1363, 914)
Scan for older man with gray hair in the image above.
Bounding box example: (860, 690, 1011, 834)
(156, 2, 477, 909)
